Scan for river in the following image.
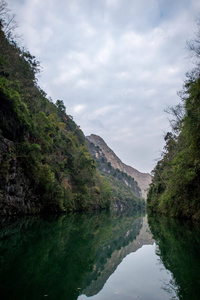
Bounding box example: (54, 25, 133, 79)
(0, 210, 200, 300)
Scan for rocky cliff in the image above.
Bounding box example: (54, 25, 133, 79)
(86, 134, 152, 198)
(0, 20, 112, 215)
(86, 137, 146, 210)
(0, 133, 41, 215)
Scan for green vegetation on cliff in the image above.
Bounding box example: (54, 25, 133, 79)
(0, 3, 111, 214)
(147, 22, 200, 220)
(86, 140, 145, 210)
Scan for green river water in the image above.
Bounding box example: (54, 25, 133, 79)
(0, 210, 200, 300)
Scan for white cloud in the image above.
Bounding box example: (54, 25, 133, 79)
(91, 104, 119, 118)
(53, 67, 82, 84)
(6, 0, 199, 172)
(72, 104, 87, 115)
(75, 79, 91, 89)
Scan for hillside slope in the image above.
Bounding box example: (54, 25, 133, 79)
(0, 16, 111, 214)
(86, 138, 145, 210)
(86, 134, 151, 198)
(147, 23, 200, 221)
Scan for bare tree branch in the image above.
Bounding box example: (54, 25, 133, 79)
(186, 17, 200, 71)
(0, 0, 19, 41)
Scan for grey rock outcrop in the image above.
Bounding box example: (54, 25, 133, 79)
(0, 133, 40, 215)
(86, 134, 152, 198)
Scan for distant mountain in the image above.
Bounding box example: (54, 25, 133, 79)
(86, 138, 144, 209)
(86, 134, 152, 198)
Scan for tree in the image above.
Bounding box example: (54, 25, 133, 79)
(56, 100, 66, 114)
(186, 18, 200, 76)
(147, 19, 200, 220)
(0, 0, 18, 42)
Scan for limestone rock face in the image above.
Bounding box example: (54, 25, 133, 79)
(86, 134, 152, 198)
(0, 133, 40, 215)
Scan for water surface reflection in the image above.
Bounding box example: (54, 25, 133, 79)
(0, 211, 200, 299)
(148, 214, 200, 300)
(0, 210, 145, 300)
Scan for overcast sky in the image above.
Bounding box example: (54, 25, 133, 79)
(6, 0, 200, 173)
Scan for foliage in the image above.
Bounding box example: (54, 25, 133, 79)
(102, 171, 145, 210)
(147, 21, 200, 220)
(0, 2, 111, 214)
(87, 140, 145, 210)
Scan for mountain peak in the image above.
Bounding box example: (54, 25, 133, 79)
(86, 134, 152, 198)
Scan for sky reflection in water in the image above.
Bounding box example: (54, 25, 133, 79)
(79, 243, 177, 300)
(1, 211, 200, 300)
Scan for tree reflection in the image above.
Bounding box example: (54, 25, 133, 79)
(0, 210, 145, 300)
(148, 214, 200, 300)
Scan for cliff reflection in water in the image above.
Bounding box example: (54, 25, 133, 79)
(82, 214, 154, 297)
(0, 210, 149, 300)
(2, 211, 200, 299)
